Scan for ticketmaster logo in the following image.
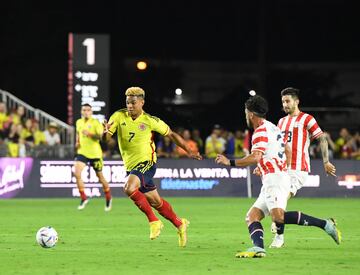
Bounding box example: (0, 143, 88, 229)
(161, 179, 219, 190)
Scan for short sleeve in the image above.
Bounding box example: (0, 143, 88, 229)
(251, 127, 268, 154)
(150, 116, 170, 136)
(306, 115, 323, 140)
(108, 112, 120, 136)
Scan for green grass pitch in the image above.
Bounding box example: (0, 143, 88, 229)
(0, 197, 359, 274)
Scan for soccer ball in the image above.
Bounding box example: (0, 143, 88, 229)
(36, 226, 58, 248)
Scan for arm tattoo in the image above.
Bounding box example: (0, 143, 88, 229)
(319, 135, 329, 163)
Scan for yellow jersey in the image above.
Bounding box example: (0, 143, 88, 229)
(76, 117, 103, 159)
(108, 109, 170, 171)
(34, 130, 46, 145)
(0, 113, 9, 130)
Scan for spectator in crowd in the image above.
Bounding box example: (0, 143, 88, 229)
(44, 122, 61, 146)
(157, 135, 177, 158)
(6, 123, 26, 157)
(21, 118, 35, 148)
(234, 130, 247, 158)
(205, 135, 225, 158)
(10, 105, 26, 126)
(32, 120, 46, 145)
(334, 128, 353, 159)
(223, 130, 235, 157)
(175, 129, 199, 158)
(205, 124, 226, 158)
(192, 128, 204, 154)
(0, 102, 11, 138)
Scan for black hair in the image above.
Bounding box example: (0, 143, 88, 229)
(81, 103, 92, 108)
(281, 87, 300, 99)
(245, 95, 268, 118)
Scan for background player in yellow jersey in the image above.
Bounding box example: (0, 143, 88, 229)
(75, 104, 112, 211)
(103, 87, 202, 247)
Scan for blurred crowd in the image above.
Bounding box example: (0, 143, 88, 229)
(0, 103, 61, 157)
(309, 128, 360, 160)
(1, 103, 359, 160)
(154, 125, 250, 159)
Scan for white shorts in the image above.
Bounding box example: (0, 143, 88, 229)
(251, 172, 290, 216)
(288, 170, 308, 196)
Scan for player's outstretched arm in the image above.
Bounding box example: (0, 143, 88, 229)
(167, 129, 202, 160)
(215, 151, 262, 167)
(102, 119, 114, 142)
(318, 134, 337, 177)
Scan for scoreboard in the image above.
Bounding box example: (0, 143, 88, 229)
(67, 33, 110, 125)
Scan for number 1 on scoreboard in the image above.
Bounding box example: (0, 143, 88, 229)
(82, 38, 95, 65)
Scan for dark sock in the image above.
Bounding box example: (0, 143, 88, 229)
(284, 211, 326, 229)
(248, 222, 264, 248)
(276, 223, 285, 235)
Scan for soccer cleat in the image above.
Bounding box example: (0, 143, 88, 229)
(271, 222, 277, 234)
(178, 218, 190, 247)
(269, 234, 284, 248)
(77, 199, 89, 210)
(235, 246, 266, 258)
(324, 218, 342, 245)
(149, 220, 164, 240)
(105, 199, 112, 212)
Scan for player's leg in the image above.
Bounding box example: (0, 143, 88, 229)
(74, 156, 88, 210)
(144, 189, 189, 247)
(278, 211, 341, 244)
(271, 171, 307, 244)
(124, 174, 159, 222)
(93, 158, 112, 211)
(236, 187, 267, 258)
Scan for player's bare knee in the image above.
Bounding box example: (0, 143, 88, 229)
(271, 210, 285, 224)
(124, 183, 136, 196)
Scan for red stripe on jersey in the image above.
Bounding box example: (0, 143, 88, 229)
(259, 159, 268, 174)
(309, 123, 321, 139)
(255, 127, 266, 133)
(283, 116, 293, 143)
(273, 158, 286, 172)
(265, 161, 275, 174)
(253, 136, 268, 144)
(290, 113, 305, 170)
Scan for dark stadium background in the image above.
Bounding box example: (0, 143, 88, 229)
(1, 0, 359, 135)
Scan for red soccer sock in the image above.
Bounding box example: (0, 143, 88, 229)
(129, 190, 158, 222)
(104, 189, 112, 201)
(156, 199, 182, 228)
(79, 190, 87, 201)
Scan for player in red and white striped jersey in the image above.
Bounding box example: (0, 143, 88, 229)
(215, 95, 341, 258)
(270, 87, 337, 248)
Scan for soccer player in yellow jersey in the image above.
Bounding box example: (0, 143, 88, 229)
(75, 104, 112, 211)
(103, 87, 202, 247)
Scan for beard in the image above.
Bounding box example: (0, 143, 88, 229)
(283, 106, 294, 114)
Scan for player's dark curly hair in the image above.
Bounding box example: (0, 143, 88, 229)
(281, 87, 300, 99)
(245, 95, 268, 118)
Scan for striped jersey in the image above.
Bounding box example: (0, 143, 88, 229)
(251, 120, 287, 176)
(277, 112, 323, 172)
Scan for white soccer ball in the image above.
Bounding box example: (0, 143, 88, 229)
(36, 226, 58, 248)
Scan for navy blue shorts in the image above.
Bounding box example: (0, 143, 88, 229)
(75, 154, 103, 172)
(127, 161, 157, 193)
